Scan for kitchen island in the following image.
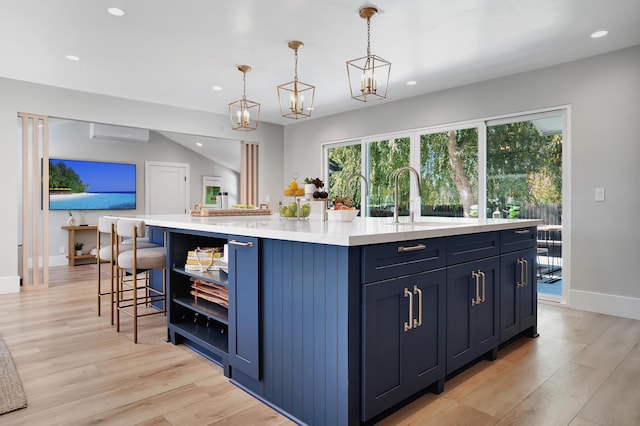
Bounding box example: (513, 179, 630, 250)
(135, 214, 542, 425)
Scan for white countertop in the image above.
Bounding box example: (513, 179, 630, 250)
(118, 213, 543, 246)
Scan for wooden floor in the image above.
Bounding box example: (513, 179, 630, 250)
(1, 265, 639, 425)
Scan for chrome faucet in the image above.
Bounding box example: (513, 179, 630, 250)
(345, 173, 369, 197)
(393, 166, 422, 223)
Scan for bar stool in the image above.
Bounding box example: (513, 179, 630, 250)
(96, 217, 118, 324)
(97, 217, 159, 325)
(114, 219, 167, 343)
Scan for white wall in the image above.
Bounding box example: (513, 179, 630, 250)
(0, 78, 284, 293)
(285, 45, 640, 320)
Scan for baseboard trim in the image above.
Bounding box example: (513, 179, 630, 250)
(0, 275, 20, 294)
(569, 289, 640, 321)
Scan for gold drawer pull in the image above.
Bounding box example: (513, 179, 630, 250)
(229, 240, 253, 247)
(404, 287, 413, 332)
(398, 244, 426, 253)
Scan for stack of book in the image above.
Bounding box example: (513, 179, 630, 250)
(184, 247, 222, 272)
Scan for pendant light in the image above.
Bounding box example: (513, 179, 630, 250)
(277, 40, 315, 119)
(346, 6, 391, 102)
(228, 65, 260, 131)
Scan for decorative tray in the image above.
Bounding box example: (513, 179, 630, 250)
(190, 208, 272, 217)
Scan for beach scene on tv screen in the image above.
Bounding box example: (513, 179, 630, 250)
(49, 159, 136, 210)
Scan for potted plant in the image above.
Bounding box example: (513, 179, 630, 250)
(74, 242, 84, 256)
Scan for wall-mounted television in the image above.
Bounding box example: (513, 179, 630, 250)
(48, 158, 136, 210)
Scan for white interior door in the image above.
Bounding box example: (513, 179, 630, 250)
(145, 161, 190, 214)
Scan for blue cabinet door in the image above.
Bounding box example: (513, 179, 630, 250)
(446, 256, 499, 374)
(474, 257, 500, 356)
(518, 248, 537, 333)
(228, 235, 260, 380)
(500, 248, 537, 343)
(362, 268, 446, 421)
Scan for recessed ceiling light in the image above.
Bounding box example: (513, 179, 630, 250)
(590, 30, 608, 38)
(407, 80, 417, 86)
(196, 142, 203, 147)
(107, 7, 125, 16)
(212, 86, 223, 91)
(65, 54, 80, 61)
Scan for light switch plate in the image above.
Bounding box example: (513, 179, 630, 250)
(594, 187, 605, 202)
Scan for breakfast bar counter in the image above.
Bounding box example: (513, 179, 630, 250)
(130, 214, 542, 425)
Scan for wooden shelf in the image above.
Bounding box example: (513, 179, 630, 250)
(61, 225, 97, 266)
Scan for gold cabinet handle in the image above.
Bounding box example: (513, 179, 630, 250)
(397, 244, 426, 253)
(516, 259, 524, 287)
(480, 270, 486, 303)
(471, 270, 481, 305)
(413, 285, 422, 328)
(521, 258, 528, 287)
(229, 240, 253, 247)
(404, 287, 413, 332)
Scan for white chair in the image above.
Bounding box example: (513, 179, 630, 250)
(114, 219, 167, 343)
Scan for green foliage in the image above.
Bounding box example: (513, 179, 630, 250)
(328, 144, 362, 204)
(420, 128, 478, 209)
(49, 161, 89, 193)
(368, 137, 411, 208)
(487, 123, 562, 208)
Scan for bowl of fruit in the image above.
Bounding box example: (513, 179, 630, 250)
(327, 196, 359, 222)
(279, 200, 311, 220)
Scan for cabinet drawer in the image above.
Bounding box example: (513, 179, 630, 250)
(446, 231, 499, 265)
(361, 238, 446, 283)
(500, 227, 536, 253)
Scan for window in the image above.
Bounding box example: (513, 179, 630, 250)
(419, 128, 478, 217)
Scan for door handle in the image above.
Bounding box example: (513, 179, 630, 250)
(471, 270, 481, 305)
(404, 287, 413, 332)
(521, 259, 528, 287)
(516, 258, 524, 287)
(398, 244, 426, 253)
(228, 240, 253, 247)
(514, 229, 530, 235)
(413, 285, 422, 328)
(480, 270, 486, 303)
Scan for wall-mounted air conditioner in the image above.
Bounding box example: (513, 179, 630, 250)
(90, 123, 150, 143)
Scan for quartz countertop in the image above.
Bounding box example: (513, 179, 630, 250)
(116, 213, 543, 246)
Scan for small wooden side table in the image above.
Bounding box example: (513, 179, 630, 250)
(61, 225, 98, 266)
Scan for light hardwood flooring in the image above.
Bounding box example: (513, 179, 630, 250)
(1, 265, 639, 425)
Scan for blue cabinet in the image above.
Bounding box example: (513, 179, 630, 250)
(446, 256, 500, 374)
(361, 238, 447, 422)
(228, 236, 260, 380)
(500, 227, 538, 343)
(165, 229, 259, 380)
(362, 268, 446, 421)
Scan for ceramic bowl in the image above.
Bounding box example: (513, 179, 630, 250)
(327, 209, 359, 222)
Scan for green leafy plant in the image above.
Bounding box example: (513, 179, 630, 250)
(74, 242, 84, 251)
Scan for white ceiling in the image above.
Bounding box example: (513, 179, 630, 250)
(2, 0, 639, 128)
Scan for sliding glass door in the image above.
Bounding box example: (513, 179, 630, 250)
(486, 112, 564, 300)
